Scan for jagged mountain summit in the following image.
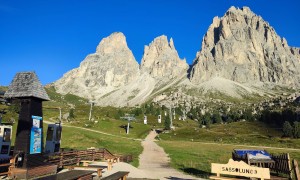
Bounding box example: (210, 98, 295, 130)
(141, 35, 189, 81)
(291, 47, 300, 60)
(53, 6, 300, 107)
(190, 6, 300, 87)
(54, 33, 186, 106)
(54, 32, 140, 100)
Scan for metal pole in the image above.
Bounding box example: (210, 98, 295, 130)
(127, 122, 130, 134)
(89, 102, 93, 121)
(59, 107, 62, 123)
(169, 107, 173, 129)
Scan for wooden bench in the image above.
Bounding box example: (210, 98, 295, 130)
(65, 165, 103, 177)
(101, 171, 129, 180)
(80, 160, 94, 167)
(37, 170, 95, 180)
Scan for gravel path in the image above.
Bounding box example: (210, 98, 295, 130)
(138, 130, 203, 180)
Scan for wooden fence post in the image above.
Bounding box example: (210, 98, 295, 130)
(293, 159, 300, 180)
(60, 152, 63, 168)
(76, 151, 80, 166)
(288, 153, 293, 179)
(92, 150, 95, 161)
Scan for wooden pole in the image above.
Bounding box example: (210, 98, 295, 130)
(288, 153, 293, 179)
(294, 159, 300, 180)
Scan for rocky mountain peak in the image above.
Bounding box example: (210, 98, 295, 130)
(291, 47, 300, 60)
(141, 35, 188, 79)
(96, 32, 128, 54)
(190, 6, 300, 86)
(54, 32, 139, 99)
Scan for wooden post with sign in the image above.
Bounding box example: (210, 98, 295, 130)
(4, 72, 57, 179)
(210, 159, 270, 180)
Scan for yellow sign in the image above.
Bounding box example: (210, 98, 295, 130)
(211, 159, 270, 179)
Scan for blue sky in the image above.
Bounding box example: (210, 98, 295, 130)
(1, 0, 299, 85)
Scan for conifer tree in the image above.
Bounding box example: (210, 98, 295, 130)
(283, 121, 293, 137)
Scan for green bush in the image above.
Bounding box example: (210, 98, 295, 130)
(293, 121, 300, 138)
(283, 121, 293, 137)
(164, 114, 171, 130)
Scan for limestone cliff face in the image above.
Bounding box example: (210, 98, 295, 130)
(54, 32, 140, 98)
(53, 7, 300, 107)
(190, 6, 300, 86)
(291, 47, 300, 60)
(141, 35, 189, 80)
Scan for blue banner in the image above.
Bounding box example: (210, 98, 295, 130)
(30, 115, 42, 154)
(30, 128, 42, 154)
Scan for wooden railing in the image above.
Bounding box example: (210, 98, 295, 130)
(119, 155, 133, 163)
(269, 153, 292, 178)
(232, 151, 292, 178)
(0, 163, 12, 176)
(46, 148, 129, 168)
(0, 148, 133, 178)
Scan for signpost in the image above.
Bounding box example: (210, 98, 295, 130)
(211, 159, 270, 180)
(121, 114, 135, 134)
(4, 72, 50, 168)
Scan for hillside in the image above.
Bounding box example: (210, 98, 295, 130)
(1, 85, 300, 177)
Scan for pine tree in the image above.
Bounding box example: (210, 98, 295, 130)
(282, 121, 293, 137)
(212, 112, 222, 124)
(164, 114, 171, 130)
(69, 108, 75, 119)
(293, 121, 300, 138)
(204, 114, 212, 128)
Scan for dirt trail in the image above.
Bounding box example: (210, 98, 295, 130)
(139, 130, 203, 180)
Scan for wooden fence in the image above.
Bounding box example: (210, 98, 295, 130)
(0, 148, 133, 178)
(269, 153, 292, 178)
(0, 163, 11, 176)
(46, 148, 132, 168)
(232, 151, 292, 178)
(119, 154, 133, 163)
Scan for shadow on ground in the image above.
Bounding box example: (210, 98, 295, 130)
(180, 167, 210, 179)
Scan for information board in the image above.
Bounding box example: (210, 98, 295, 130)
(30, 116, 42, 154)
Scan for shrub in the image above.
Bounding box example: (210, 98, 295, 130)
(69, 108, 75, 119)
(293, 121, 300, 138)
(282, 121, 293, 137)
(164, 114, 171, 130)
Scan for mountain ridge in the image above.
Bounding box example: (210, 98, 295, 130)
(53, 6, 300, 107)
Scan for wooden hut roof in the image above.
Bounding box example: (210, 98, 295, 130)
(4, 72, 50, 101)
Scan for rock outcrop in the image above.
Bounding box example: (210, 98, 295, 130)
(53, 6, 300, 107)
(291, 47, 300, 60)
(141, 35, 188, 80)
(54, 32, 140, 99)
(190, 6, 300, 87)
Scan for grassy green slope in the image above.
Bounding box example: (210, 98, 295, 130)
(157, 121, 300, 178)
(158, 140, 300, 178)
(159, 121, 300, 148)
(60, 126, 143, 167)
(2, 85, 300, 173)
